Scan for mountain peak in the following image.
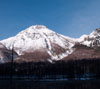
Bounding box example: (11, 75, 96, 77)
(90, 28, 100, 37)
(0, 25, 74, 62)
(95, 28, 100, 32)
(30, 25, 47, 29)
(16, 25, 54, 38)
(19, 25, 54, 35)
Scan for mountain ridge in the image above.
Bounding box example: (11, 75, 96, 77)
(0, 25, 100, 63)
(0, 25, 74, 63)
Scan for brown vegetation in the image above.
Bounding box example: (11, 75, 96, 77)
(51, 43, 66, 55)
(62, 43, 100, 61)
(16, 49, 51, 62)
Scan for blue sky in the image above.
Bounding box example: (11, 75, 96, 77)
(0, 0, 100, 40)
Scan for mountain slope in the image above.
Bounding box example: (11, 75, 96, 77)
(62, 43, 100, 61)
(1, 25, 100, 63)
(0, 25, 74, 62)
(0, 43, 18, 63)
(62, 28, 100, 61)
(77, 28, 100, 47)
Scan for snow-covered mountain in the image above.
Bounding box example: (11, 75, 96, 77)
(62, 28, 100, 61)
(77, 28, 100, 47)
(0, 25, 75, 62)
(1, 25, 100, 63)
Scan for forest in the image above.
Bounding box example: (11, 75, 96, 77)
(0, 58, 100, 80)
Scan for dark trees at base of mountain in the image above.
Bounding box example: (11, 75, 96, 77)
(0, 58, 100, 79)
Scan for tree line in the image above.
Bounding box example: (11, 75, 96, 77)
(0, 58, 100, 80)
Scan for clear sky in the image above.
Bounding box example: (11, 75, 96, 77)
(0, 0, 100, 40)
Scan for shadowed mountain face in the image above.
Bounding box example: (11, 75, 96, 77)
(0, 43, 18, 63)
(1, 25, 100, 63)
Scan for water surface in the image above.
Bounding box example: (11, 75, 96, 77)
(0, 80, 100, 89)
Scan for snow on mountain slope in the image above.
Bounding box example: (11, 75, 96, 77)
(76, 34, 88, 42)
(77, 28, 100, 47)
(0, 43, 6, 49)
(60, 28, 100, 61)
(0, 43, 18, 63)
(0, 25, 75, 62)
